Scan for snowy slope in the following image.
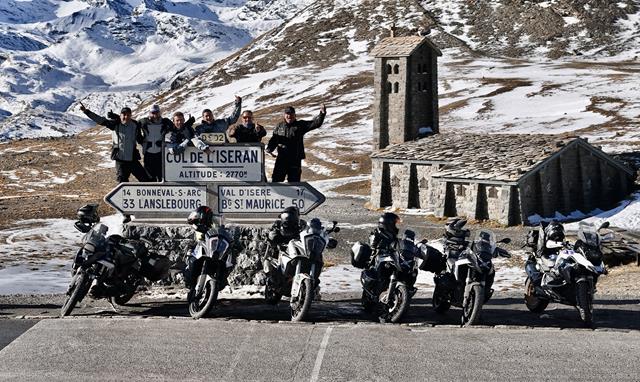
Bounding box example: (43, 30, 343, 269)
(0, 0, 313, 140)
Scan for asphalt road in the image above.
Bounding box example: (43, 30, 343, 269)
(0, 317, 639, 381)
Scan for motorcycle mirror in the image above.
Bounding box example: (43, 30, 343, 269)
(332, 220, 338, 226)
(598, 221, 610, 230)
(327, 238, 338, 249)
(74, 221, 92, 233)
(499, 238, 511, 244)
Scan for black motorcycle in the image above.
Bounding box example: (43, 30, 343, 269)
(352, 230, 419, 323)
(61, 204, 171, 317)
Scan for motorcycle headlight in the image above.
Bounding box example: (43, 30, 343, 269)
(304, 236, 326, 259)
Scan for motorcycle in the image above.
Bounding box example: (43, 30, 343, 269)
(185, 215, 235, 319)
(352, 230, 420, 323)
(262, 218, 339, 322)
(524, 221, 611, 326)
(431, 219, 511, 326)
(61, 204, 171, 317)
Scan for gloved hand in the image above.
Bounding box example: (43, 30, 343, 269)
(107, 110, 118, 120)
(187, 115, 196, 124)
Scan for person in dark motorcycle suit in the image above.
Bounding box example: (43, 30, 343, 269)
(541, 221, 567, 285)
(369, 212, 401, 255)
(267, 206, 307, 250)
(183, 206, 215, 289)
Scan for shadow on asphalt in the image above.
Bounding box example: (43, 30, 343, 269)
(56, 296, 640, 331)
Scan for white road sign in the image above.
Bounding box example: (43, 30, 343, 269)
(217, 183, 325, 215)
(164, 145, 263, 183)
(105, 183, 208, 214)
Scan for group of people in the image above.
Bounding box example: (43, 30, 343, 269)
(79, 96, 327, 185)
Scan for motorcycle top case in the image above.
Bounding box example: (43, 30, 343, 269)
(351, 242, 372, 269)
(418, 244, 446, 273)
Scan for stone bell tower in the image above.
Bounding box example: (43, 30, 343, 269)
(371, 31, 442, 150)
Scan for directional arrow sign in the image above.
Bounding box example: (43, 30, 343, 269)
(104, 183, 208, 214)
(217, 183, 325, 215)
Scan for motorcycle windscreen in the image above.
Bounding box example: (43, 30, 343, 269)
(577, 222, 600, 247)
(472, 230, 496, 257)
(304, 235, 326, 261)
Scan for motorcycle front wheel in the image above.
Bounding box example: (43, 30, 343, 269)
(524, 276, 549, 313)
(461, 284, 483, 327)
(290, 278, 313, 322)
(188, 274, 219, 319)
(576, 280, 593, 326)
(61, 270, 90, 317)
(377, 284, 409, 323)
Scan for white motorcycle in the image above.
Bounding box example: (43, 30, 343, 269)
(524, 221, 612, 326)
(263, 218, 339, 322)
(432, 226, 511, 326)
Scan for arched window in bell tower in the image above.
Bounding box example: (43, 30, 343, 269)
(394, 82, 399, 93)
(386, 82, 392, 93)
(386, 64, 392, 74)
(393, 64, 399, 74)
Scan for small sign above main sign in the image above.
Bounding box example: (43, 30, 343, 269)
(199, 133, 226, 145)
(217, 183, 325, 215)
(104, 183, 208, 214)
(164, 145, 264, 183)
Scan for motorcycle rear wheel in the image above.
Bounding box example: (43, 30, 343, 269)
(188, 276, 219, 319)
(377, 284, 409, 323)
(264, 278, 282, 305)
(290, 278, 313, 322)
(461, 284, 483, 327)
(576, 281, 593, 326)
(61, 271, 89, 317)
(110, 290, 136, 306)
(524, 276, 549, 313)
(432, 283, 451, 314)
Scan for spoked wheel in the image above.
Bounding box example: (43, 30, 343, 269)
(61, 270, 90, 317)
(524, 276, 549, 313)
(377, 284, 409, 323)
(188, 275, 219, 319)
(432, 283, 451, 314)
(461, 284, 483, 327)
(576, 281, 594, 327)
(290, 278, 313, 322)
(361, 291, 375, 313)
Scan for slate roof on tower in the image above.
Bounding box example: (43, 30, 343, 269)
(370, 36, 443, 57)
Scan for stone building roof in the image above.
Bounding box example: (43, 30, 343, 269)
(370, 132, 633, 184)
(371, 36, 443, 58)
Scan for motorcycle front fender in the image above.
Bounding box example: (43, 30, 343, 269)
(291, 272, 312, 301)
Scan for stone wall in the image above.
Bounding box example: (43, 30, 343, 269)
(485, 185, 512, 225)
(415, 164, 438, 209)
(388, 162, 412, 208)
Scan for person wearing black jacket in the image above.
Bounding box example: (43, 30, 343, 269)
(79, 103, 149, 184)
(266, 104, 326, 182)
(138, 104, 174, 181)
(165, 112, 196, 154)
(228, 110, 266, 143)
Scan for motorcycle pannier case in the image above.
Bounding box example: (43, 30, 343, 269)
(418, 244, 445, 273)
(140, 253, 172, 281)
(351, 242, 372, 269)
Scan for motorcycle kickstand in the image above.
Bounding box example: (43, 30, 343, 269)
(108, 299, 119, 313)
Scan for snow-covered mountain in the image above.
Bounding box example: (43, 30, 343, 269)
(0, 0, 314, 140)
